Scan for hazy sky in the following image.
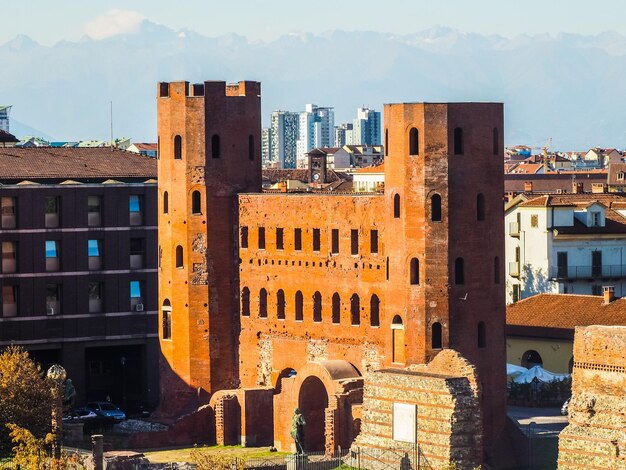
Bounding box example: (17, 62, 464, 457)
(2, 0, 625, 45)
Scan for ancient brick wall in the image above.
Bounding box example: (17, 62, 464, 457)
(558, 325, 626, 469)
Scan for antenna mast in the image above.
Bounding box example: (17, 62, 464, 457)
(110, 101, 114, 150)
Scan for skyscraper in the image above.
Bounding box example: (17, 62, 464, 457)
(334, 123, 353, 147)
(0, 106, 11, 133)
(270, 111, 299, 169)
(261, 127, 272, 167)
(352, 107, 381, 146)
(296, 104, 334, 162)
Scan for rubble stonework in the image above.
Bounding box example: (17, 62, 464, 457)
(558, 325, 626, 469)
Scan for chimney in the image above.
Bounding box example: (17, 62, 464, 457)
(603, 286, 615, 304)
(572, 182, 584, 194)
(524, 181, 533, 192)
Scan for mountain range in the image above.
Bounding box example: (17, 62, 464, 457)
(1, 23, 626, 150)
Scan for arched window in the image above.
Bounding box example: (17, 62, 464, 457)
(393, 194, 400, 219)
(163, 191, 169, 214)
(313, 291, 322, 322)
(162, 299, 172, 340)
(409, 128, 419, 156)
(332, 293, 341, 324)
(478, 321, 486, 348)
(174, 135, 182, 159)
(241, 287, 250, 316)
(192, 191, 201, 215)
(431, 194, 442, 222)
(248, 135, 255, 161)
(392, 316, 405, 363)
(211, 134, 220, 159)
(494, 256, 500, 284)
(521, 350, 543, 368)
(175, 245, 183, 268)
(432, 322, 442, 349)
(259, 288, 267, 318)
(410, 258, 419, 285)
(476, 193, 485, 221)
(385, 129, 388, 156)
(295, 291, 303, 321)
(493, 127, 499, 155)
(277, 290, 286, 320)
(370, 295, 380, 327)
(454, 127, 463, 155)
(455, 257, 464, 285)
(350, 294, 360, 325)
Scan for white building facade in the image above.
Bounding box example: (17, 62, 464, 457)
(296, 104, 334, 165)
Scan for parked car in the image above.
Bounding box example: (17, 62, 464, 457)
(85, 401, 126, 423)
(561, 397, 571, 416)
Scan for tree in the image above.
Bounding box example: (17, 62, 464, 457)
(0, 346, 52, 456)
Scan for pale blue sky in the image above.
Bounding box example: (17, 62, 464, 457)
(2, 0, 625, 45)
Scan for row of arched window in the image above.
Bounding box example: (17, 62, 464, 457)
(171, 134, 256, 160)
(386, 126, 499, 157)
(393, 193, 486, 222)
(241, 288, 381, 326)
(162, 190, 202, 215)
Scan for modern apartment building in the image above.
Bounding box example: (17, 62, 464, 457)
(0, 147, 159, 412)
(296, 104, 334, 163)
(0, 106, 11, 133)
(270, 111, 299, 169)
(261, 127, 272, 167)
(352, 107, 381, 146)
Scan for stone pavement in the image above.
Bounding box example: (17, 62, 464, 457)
(507, 406, 568, 438)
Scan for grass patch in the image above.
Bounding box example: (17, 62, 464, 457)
(143, 445, 289, 464)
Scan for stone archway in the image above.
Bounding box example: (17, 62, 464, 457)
(298, 376, 329, 452)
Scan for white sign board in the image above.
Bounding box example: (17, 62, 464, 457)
(392, 402, 417, 443)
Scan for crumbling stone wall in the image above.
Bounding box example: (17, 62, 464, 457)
(558, 325, 626, 469)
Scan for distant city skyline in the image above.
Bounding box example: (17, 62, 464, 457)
(2, 1, 625, 46)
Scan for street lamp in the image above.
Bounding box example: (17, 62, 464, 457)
(47, 364, 66, 461)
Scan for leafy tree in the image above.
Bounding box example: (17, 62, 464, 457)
(0, 346, 52, 456)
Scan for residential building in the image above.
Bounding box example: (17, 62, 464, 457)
(261, 127, 272, 167)
(505, 192, 626, 303)
(351, 107, 381, 146)
(352, 164, 385, 193)
(0, 147, 159, 412)
(296, 104, 334, 164)
(0, 129, 18, 148)
(270, 110, 299, 169)
(334, 123, 352, 147)
(0, 106, 10, 133)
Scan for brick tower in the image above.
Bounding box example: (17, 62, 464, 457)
(383, 103, 506, 452)
(157, 81, 261, 411)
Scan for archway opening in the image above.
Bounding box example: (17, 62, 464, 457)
(274, 368, 297, 395)
(298, 376, 329, 452)
(521, 350, 543, 369)
(391, 315, 405, 363)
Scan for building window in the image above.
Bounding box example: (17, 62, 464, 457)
(1, 241, 17, 274)
(493, 127, 499, 155)
(130, 238, 145, 269)
(258, 227, 266, 250)
(162, 299, 172, 339)
(476, 193, 485, 221)
(431, 194, 442, 222)
(46, 284, 61, 315)
(530, 214, 539, 228)
(277, 290, 286, 319)
(590, 211, 601, 227)
(313, 291, 322, 322)
(478, 321, 486, 348)
(351, 229, 359, 255)
(557, 251, 568, 278)
(241, 226, 248, 249)
(494, 256, 500, 284)
(88, 239, 103, 270)
(332, 293, 340, 324)
(259, 288, 268, 318)
(618, 172, 625, 181)
(521, 350, 543, 369)
(331, 229, 339, 254)
(130, 281, 144, 311)
(409, 127, 419, 156)
(45, 240, 60, 272)
(410, 258, 419, 285)
(88, 282, 103, 313)
(392, 316, 405, 363)
(385, 129, 388, 156)
(393, 194, 400, 218)
(211, 134, 220, 159)
(45, 196, 60, 228)
(592, 251, 602, 277)
(249, 135, 255, 161)
(241, 288, 250, 316)
(2, 285, 18, 318)
(174, 135, 182, 159)
(370, 294, 380, 327)
(276, 228, 284, 250)
(175, 245, 184, 268)
(129, 195, 144, 226)
(191, 191, 202, 215)
(591, 285, 603, 296)
(453, 127, 463, 155)
(432, 322, 442, 349)
(454, 257, 464, 285)
(313, 229, 321, 252)
(386, 256, 389, 281)
(295, 291, 303, 321)
(163, 192, 169, 215)
(512, 284, 521, 302)
(350, 294, 360, 325)
(294, 228, 302, 251)
(1, 197, 16, 229)
(87, 196, 102, 226)
(370, 230, 378, 254)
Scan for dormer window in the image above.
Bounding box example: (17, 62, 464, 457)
(590, 211, 601, 227)
(618, 171, 625, 181)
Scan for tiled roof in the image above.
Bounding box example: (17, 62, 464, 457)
(353, 164, 384, 174)
(132, 143, 158, 151)
(0, 147, 157, 181)
(508, 163, 544, 174)
(507, 293, 626, 330)
(0, 129, 18, 143)
(519, 193, 626, 208)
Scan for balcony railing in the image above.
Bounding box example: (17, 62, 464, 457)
(549, 265, 626, 280)
(509, 222, 520, 237)
(509, 261, 520, 277)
